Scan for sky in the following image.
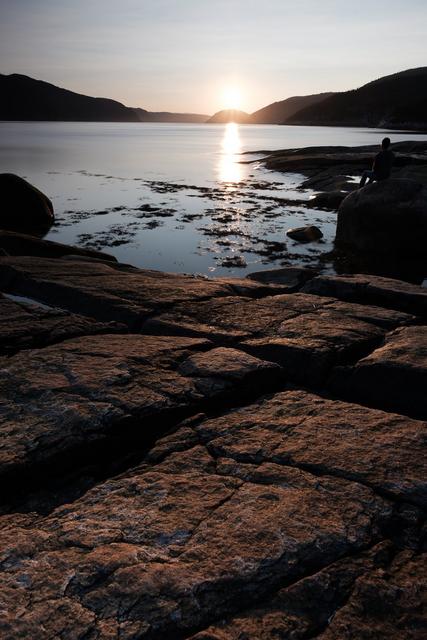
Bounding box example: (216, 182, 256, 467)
(1, 0, 426, 114)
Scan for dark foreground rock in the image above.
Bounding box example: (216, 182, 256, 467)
(336, 179, 427, 256)
(0, 334, 281, 482)
(0, 256, 274, 328)
(0, 293, 124, 354)
(0, 428, 392, 638)
(0, 255, 426, 639)
(1, 383, 426, 639)
(303, 273, 427, 317)
(143, 292, 414, 385)
(330, 325, 427, 419)
(191, 548, 427, 640)
(0, 174, 54, 234)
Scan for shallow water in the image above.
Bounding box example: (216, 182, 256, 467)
(1, 122, 426, 276)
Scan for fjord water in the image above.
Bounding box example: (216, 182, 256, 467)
(1, 122, 426, 275)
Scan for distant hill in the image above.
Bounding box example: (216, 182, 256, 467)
(0, 74, 208, 123)
(133, 108, 208, 123)
(0, 74, 139, 122)
(285, 68, 427, 129)
(251, 93, 334, 124)
(207, 109, 251, 124)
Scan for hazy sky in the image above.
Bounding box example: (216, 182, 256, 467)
(1, 0, 426, 114)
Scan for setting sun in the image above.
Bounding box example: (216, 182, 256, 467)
(221, 86, 243, 110)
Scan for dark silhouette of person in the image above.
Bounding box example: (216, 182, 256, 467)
(360, 137, 394, 187)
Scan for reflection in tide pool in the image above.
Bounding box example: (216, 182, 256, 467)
(218, 123, 242, 183)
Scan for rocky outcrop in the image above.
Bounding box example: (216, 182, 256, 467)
(302, 273, 427, 317)
(191, 547, 426, 639)
(0, 335, 281, 483)
(0, 230, 116, 261)
(0, 387, 425, 638)
(0, 293, 124, 355)
(0, 256, 273, 328)
(330, 325, 427, 419)
(0, 174, 54, 234)
(336, 179, 427, 255)
(0, 256, 426, 638)
(143, 292, 414, 385)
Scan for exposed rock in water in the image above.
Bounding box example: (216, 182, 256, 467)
(335, 179, 427, 256)
(0, 174, 54, 234)
(220, 255, 247, 268)
(286, 225, 323, 242)
(246, 266, 317, 289)
(308, 190, 346, 210)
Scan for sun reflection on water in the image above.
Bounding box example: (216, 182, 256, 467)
(218, 122, 242, 183)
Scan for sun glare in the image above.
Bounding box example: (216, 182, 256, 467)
(218, 122, 242, 183)
(221, 86, 243, 111)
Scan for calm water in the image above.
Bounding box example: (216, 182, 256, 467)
(1, 122, 426, 276)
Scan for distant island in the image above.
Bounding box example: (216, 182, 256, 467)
(1, 67, 426, 129)
(207, 109, 252, 124)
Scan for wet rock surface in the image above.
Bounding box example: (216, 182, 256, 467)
(0, 256, 426, 639)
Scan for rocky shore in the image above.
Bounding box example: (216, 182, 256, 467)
(0, 246, 426, 638)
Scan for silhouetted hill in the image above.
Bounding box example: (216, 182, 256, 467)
(0, 74, 139, 122)
(251, 93, 334, 124)
(285, 68, 427, 129)
(0, 74, 208, 123)
(207, 110, 251, 124)
(133, 108, 208, 123)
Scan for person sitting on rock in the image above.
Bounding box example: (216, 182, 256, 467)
(359, 137, 394, 187)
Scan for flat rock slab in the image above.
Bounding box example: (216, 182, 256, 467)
(0, 334, 281, 481)
(329, 325, 427, 419)
(0, 437, 390, 639)
(303, 273, 427, 317)
(144, 293, 414, 385)
(0, 293, 124, 354)
(0, 256, 273, 328)
(246, 266, 317, 289)
(190, 547, 427, 640)
(189, 388, 427, 507)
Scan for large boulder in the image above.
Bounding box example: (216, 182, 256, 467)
(335, 179, 427, 256)
(0, 173, 54, 234)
